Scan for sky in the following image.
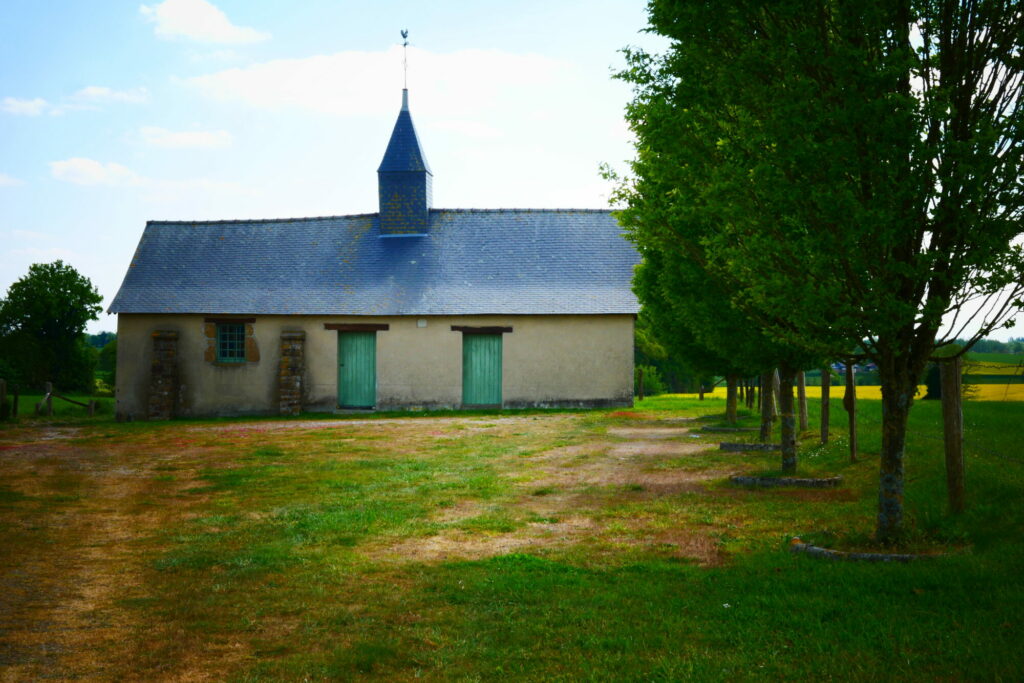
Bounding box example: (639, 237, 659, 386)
(2, 1, 1018, 342)
(1, 0, 667, 334)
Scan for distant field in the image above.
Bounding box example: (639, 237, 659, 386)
(966, 352, 1024, 364)
(674, 382, 1023, 402)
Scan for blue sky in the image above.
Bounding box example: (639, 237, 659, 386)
(1, 0, 666, 333)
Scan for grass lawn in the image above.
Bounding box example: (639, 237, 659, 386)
(1, 395, 1021, 680)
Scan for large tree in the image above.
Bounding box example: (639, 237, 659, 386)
(0, 261, 103, 391)
(618, 0, 1024, 541)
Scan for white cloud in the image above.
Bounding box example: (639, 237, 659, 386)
(10, 229, 53, 241)
(184, 46, 570, 118)
(50, 158, 142, 187)
(140, 0, 269, 44)
(73, 86, 149, 104)
(139, 125, 232, 148)
(7, 246, 80, 262)
(0, 173, 24, 186)
(48, 156, 248, 202)
(1, 97, 48, 115)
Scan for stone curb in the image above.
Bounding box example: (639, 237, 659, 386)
(719, 443, 780, 452)
(789, 541, 939, 563)
(729, 475, 843, 488)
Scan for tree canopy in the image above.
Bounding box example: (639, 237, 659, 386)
(617, 0, 1024, 541)
(0, 261, 103, 391)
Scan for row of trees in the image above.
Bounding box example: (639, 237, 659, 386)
(616, 0, 1024, 542)
(0, 261, 104, 392)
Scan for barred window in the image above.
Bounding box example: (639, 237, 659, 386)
(216, 323, 246, 363)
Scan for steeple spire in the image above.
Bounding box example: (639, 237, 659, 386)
(377, 87, 432, 235)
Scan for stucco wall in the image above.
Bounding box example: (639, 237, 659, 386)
(115, 314, 634, 418)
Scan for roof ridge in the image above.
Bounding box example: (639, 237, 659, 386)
(145, 213, 379, 226)
(145, 208, 615, 226)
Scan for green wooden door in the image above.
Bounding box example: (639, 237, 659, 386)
(462, 334, 502, 406)
(338, 332, 377, 408)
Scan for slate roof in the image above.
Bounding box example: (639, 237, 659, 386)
(108, 209, 640, 316)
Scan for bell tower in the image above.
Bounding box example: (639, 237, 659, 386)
(377, 89, 432, 235)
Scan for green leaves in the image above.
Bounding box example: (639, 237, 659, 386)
(0, 260, 102, 390)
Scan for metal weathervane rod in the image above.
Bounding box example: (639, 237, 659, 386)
(401, 29, 409, 89)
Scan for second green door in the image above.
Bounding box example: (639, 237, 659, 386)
(462, 334, 502, 406)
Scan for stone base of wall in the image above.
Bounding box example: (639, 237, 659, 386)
(373, 398, 634, 412)
(502, 398, 634, 410)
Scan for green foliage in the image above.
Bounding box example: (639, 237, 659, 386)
(616, 0, 1024, 540)
(634, 364, 667, 396)
(98, 338, 116, 385)
(86, 331, 115, 349)
(0, 261, 103, 392)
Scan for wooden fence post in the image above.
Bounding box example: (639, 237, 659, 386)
(637, 367, 645, 402)
(843, 361, 857, 462)
(820, 366, 831, 445)
(88, 400, 96, 417)
(11, 385, 19, 418)
(797, 370, 808, 432)
(0, 379, 6, 420)
(941, 357, 965, 513)
(45, 382, 53, 416)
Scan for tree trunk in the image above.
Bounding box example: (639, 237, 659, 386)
(698, 383, 704, 401)
(771, 369, 781, 419)
(747, 378, 757, 410)
(778, 366, 797, 473)
(759, 372, 773, 442)
(843, 361, 857, 463)
(726, 374, 739, 424)
(797, 370, 808, 432)
(820, 366, 831, 445)
(876, 374, 914, 543)
(637, 367, 645, 402)
(941, 358, 965, 514)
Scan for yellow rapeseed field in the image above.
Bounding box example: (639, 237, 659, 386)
(671, 382, 1023, 402)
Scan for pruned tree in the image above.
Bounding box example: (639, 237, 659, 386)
(617, 0, 1024, 541)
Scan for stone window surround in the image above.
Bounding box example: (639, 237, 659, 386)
(203, 317, 259, 365)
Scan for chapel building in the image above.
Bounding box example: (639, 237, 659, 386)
(109, 89, 639, 418)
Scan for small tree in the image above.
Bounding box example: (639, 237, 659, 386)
(0, 261, 103, 391)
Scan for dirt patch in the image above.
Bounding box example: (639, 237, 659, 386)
(186, 415, 555, 435)
(432, 500, 487, 523)
(609, 441, 707, 457)
(606, 427, 692, 439)
(649, 529, 728, 565)
(366, 423, 726, 567)
(0, 431, 225, 680)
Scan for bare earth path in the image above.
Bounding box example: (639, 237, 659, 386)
(0, 414, 719, 680)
